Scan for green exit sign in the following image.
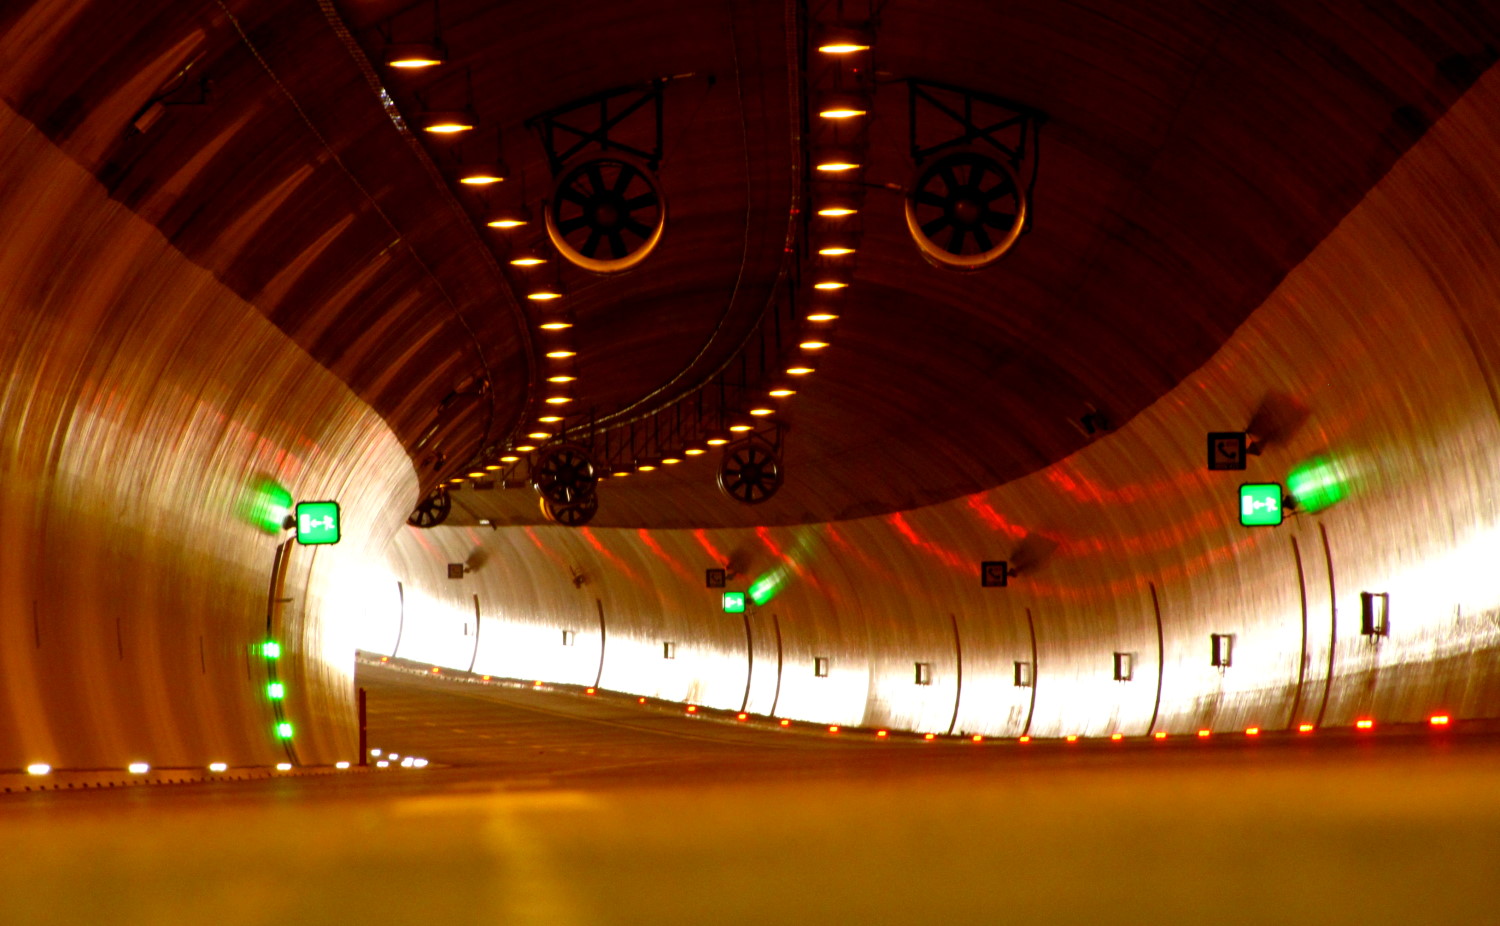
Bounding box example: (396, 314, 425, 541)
(722, 592, 746, 613)
(295, 501, 341, 545)
(1239, 483, 1284, 527)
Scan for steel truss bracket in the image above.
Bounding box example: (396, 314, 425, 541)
(526, 82, 665, 175)
(907, 79, 1045, 225)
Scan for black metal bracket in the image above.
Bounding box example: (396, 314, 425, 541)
(907, 79, 1045, 226)
(526, 82, 665, 174)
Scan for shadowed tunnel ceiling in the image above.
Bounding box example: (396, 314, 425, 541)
(2, 1, 1497, 528)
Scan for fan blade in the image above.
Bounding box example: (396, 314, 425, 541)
(585, 162, 605, 195)
(939, 165, 960, 193)
(608, 230, 627, 258)
(611, 163, 638, 193)
(948, 227, 968, 253)
(981, 211, 1016, 229)
(914, 190, 947, 209)
(625, 191, 658, 210)
(972, 226, 994, 251)
(982, 179, 1017, 202)
(921, 215, 952, 237)
(623, 217, 653, 239)
(559, 184, 590, 206)
(557, 214, 589, 235)
(583, 228, 603, 257)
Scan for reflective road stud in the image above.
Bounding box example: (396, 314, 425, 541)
(1239, 483, 1284, 527)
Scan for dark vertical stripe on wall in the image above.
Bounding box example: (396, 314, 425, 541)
(1022, 608, 1038, 737)
(1147, 583, 1165, 735)
(769, 614, 784, 717)
(592, 599, 607, 689)
(391, 581, 405, 659)
(1287, 536, 1310, 730)
(467, 595, 481, 673)
(32, 600, 40, 648)
(740, 611, 755, 713)
(946, 613, 964, 736)
(1315, 524, 1338, 727)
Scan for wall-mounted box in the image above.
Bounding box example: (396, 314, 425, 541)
(663, 642, 676, 659)
(1361, 592, 1389, 637)
(914, 662, 933, 686)
(814, 656, 830, 677)
(1113, 652, 1134, 682)
(562, 629, 576, 646)
(1014, 661, 1033, 687)
(1211, 633, 1234, 667)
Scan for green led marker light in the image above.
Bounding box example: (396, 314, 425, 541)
(722, 591, 747, 613)
(262, 641, 281, 659)
(267, 682, 284, 700)
(276, 722, 294, 739)
(1287, 456, 1349, 513)
(1239, 483, 1284, 527)
(295, 500, 341, 545)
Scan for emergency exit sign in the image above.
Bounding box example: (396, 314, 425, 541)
(722, 592, 746, 613)
(1239, 484, 1283, 527)
(295, 501, 341, 545)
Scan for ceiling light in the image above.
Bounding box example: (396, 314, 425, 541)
(637, 461, 658, 472)
(537, 415, 563, 423)
(538, 317, 573, 330)
(546, 374, 576, 383)
(806, 311, 840, 322)
(612, 465, 633, 478)
(706, 436, 730, 446)
(818, 91, 869, 120)
(817, 205, 857, 217)
(448, 476, 465, 483)
(662, 456, 681, 465)
(26, 763, 50, 776)
(729, 422, 754, 432)
(814, 280, 847, 290)
(545, 349, 576, 359)
(799, 339, 829, 350)
(818, 245, 855, 256)
(527, 431, 553, 440)
(768, 385, 796, 397)
(456, 162, 505, 185)
(500, 454, 520, 463)
(510, 248, 547, 266)
(786, 364, 816, 376)
(486, 204, 529, 228)
(544, 396, 573, 405)
(748, 405, 776, 416)
(685, 447, 706, 456)
(528, 286, 563, 301)
(515, 444, 537, 452)
(815, 25, 871, 54)
(467, 471, 486, 479)
(419, 110, 475, 134)
(383, 41, 447, 69)
(484, 464, 501, 471)
(815, 149, 861, 172)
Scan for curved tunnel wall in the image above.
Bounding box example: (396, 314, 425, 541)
(359, 67, 1500, 736)
(0, 98, 418, 771)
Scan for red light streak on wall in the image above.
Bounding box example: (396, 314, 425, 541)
(521, 526, 574, 571)
(580, 527, 642, 584)
(964, 496, 1030, 540)
(886, 512, 968, 572)
(692, 528, 728, 567)
(637, 529, 695, 584)
(1021, 532, 1264, 602)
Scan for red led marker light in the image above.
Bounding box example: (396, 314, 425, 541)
(1355, 719, 1374, 730)
(971, 734, 984, 743)
(1197, 730, 1211, 738)
(1018, 736, 1031, 743)
(1153, 731, 1168, 740)
(1066, 735, 1078, 743)
(1110, 733, 1123, 741)
(1245, 727, 1261, 736)
(430, 667, 440, 674)
(828, 725, 840, 734)
(924, 733, 936, 741)
(533, 681, 543, 688)
(1430, 715, 1451, 726)
(686, 705, 698, 714)
(482, 675, 491, 681)
(876, 730, 888, 738)
(736, 713, 748, 721)
(638, 697, 647, 704)
(1298, 723, 1315, 733)
(380, 656, 389, 662)
(779, 719, 791, 727)
(585, 687, 596, 695)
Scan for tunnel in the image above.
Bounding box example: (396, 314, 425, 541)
(2, 0, 1499, 922)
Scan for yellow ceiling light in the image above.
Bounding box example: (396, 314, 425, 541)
(467, 471, 487, 479)
(818, 92, 869, 120)
(515, 444, 537, 452)
(818, 245, 855, 256)
(728, 422, 755, 433)
(815, 25, 871, 55)
(528, 286, 563, 301)
(545, 349, 576, 359)
(500, 454, 520, 463)
(768, 385, 796, 398)
(537, 415, 563, 424)
(814, 280, 847, 290)
(384, 42, 447, 69)
(486, 204, 529, 229)
(448, 476, 466, 483)
(684, 447, 707, 456)
(662, 456, 682, 465)
(787, 364, 816, 376)
(510, 248, 547, 267)
(457, 162, 505, 185)
(484, 464, 502, 471)
(817, 205, 857, 217)
(538, 318, 573, 330)
(706, 436, 730, 446)
(806, 311, 840, 322)
(544, 396, 573, 405)
(419, 111, 475, 134)
(815, 150, 861, 172)
(527, 431, 553, 440)
(799, 339, 830, 350)
(546, 373, 576, 383)
(637, 462, 657, 472)
(748, 405, 776, 416)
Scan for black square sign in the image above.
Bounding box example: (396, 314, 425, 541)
(705, 568, 726, 589)
(447, 563, 465, 580)
(981, 561, 1010, 588)
(1207, 432, 1248, 471)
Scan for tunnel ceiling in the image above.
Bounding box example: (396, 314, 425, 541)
(3, 0, 1496, 529)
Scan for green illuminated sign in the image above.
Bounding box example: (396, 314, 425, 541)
(1239, 483, 1284, 527)
(295, 501, 341, 545)
(276, 722, 294, 739)
(267, 682, 285, 700)
(722, 591, 746, 613)
(262, 641, 281, 659)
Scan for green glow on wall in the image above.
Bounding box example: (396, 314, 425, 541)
(1287, 456, 1349, 513)
(237, 476, 293, 535)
